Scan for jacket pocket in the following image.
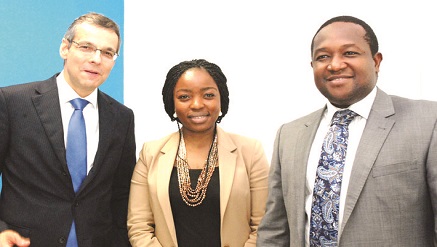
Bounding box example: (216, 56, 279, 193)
(372, 160, 418, 178)
(8, 224, 31, 238)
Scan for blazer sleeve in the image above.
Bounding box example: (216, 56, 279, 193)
(0, 89, 9, 231)
(257, 125, 291, 246)
(128, 143, 163, 247)
(427, 119, 437, 245)
(245, 139, 270, 247)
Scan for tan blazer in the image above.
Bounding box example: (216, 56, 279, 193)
(128, 127, 270, 247)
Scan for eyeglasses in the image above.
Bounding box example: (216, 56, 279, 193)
(70, 40, 119, 61)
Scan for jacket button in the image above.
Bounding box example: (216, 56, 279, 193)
(58, 236, 66, 244)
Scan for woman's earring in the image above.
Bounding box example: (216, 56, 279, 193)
(173, 113, 177, 118)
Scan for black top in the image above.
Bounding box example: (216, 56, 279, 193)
(169, 167, 221, 247)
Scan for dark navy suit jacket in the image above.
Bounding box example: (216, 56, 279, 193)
(0, 74, 136, 246)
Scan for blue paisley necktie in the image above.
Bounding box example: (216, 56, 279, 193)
(309, 109, 357, 247)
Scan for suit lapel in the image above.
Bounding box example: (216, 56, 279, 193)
(31, 77, 68, 174)
(157, 132, 180, 245)
(295, 109, 324, 242)
(340, 89, 395, 236)
(216, 127, 237, 222)
(157, 128, 238, 243)
(80, 91, 116, 191)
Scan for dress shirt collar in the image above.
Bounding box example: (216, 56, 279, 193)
(324, 86, 377, 124)
(56, 71, 98, 108)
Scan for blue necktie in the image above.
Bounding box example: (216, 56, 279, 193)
(309, 109, 357, 247)
(66, 98, 89, 247)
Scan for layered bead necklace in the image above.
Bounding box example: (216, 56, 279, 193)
(175, 130, 219, 207)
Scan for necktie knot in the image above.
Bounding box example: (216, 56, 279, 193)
(70, 98, 89, 111)
(331, 109, 357, 126)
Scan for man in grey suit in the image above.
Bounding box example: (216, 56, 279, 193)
(257, 15, 437, 246)
(0, 13, 136, 246)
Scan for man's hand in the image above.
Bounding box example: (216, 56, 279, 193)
(0, 230, 30, 247)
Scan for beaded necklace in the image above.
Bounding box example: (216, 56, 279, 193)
(175, 129, 218, 207)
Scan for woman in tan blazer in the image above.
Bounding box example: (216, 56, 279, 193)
(128, 59, 269, 247)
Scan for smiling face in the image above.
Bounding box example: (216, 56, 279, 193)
(60, 22, 119, 97)
(311, 21, 382, 108)
(174, 68, 221, 135)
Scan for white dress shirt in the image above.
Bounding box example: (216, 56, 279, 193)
(57, 71, 99, 174)
(304, 87, 377, 246)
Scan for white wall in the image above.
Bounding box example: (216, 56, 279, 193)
(124, 0, 437, 160)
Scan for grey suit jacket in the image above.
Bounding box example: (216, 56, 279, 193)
(257, 88, 437, 247)
(0, 74, 136, 247)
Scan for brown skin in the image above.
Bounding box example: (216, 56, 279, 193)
(173, 68, 221, 169)
(311, 22, 383, 108)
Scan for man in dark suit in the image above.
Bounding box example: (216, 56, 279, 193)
(257, 16, 437, 246)
(0, 12, 136, 246)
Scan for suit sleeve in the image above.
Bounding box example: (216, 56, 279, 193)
(426, 118, 437, 245)
(257, 125, 290, 247)
(0, 89, 10, 231)
(127, 143, 163, 247)
(111, 109, 136, 247)
(244, 139, 270, 247)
